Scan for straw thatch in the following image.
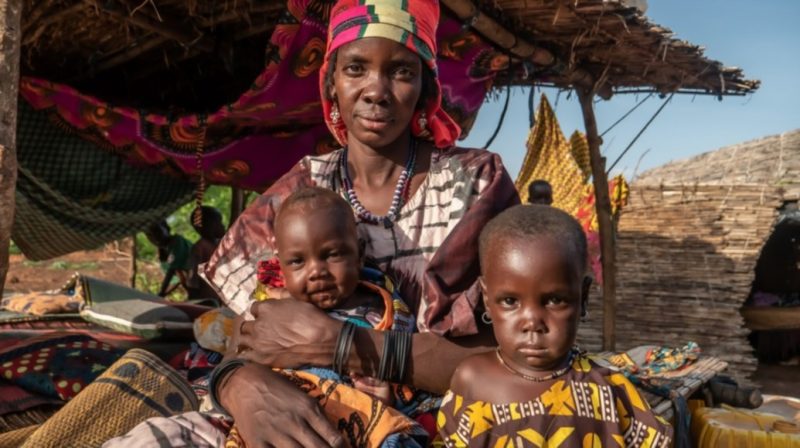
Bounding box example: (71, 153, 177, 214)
(20, 0, 758, 112)
(577, 185, 783, 383)
(635, 129, 800, 201)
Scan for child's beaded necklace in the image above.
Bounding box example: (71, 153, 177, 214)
(495, 347, 579, 382)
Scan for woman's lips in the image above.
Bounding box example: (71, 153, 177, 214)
(357, 116, 391, 132)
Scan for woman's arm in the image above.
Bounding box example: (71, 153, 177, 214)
(214, 313, 343, 447)
(237, 299, 495, 394)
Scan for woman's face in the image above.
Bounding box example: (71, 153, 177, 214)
(331, 37, 423, 149)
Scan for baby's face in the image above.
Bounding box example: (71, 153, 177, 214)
(481, 236, 585, 374)
(275, 206, 361, 309)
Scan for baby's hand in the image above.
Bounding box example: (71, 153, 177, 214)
(351, 373, 393, 405)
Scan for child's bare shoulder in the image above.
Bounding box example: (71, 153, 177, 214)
(450, 351, 497, 397)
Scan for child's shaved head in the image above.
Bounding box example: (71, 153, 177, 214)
(479, 204, 588, 276)
(276, 187, 356, 230)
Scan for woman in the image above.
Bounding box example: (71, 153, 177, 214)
(206, 1, 519, 446)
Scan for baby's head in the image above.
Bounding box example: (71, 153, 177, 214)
(479, 204, 590, 373)
(274, 187, 362, 309)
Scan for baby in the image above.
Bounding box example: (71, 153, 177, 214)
(437, 204, 673, 447)
(228, 187, 427, 448)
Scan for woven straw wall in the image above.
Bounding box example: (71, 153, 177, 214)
(636, 129, 800, 201)
(577, 185, 783, 382)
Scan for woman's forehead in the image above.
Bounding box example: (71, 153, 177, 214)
(337, 37, 420, 63)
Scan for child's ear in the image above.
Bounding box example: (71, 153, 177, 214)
(479, 277, 490, 312)
(580, 276, 592, 317)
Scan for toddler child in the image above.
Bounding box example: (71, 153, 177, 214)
(436, 204, 673, 447)
(229, 187, 429, 448)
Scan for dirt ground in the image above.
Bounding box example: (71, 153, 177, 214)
(5, 239, 160, 295)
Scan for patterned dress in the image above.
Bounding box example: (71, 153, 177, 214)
(435, 355, 673, 448)
(204, 147, 520, 336)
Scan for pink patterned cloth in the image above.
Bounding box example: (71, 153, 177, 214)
(19, 0, 504, 191)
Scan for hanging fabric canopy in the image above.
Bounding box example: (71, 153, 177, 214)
(19, 0, 504, 192)
(515, 94, 629, 282)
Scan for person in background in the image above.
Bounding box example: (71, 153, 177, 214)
(145, 220, 193, 297)
(528, 179, 554, 205)
(186, 206, 226, 301)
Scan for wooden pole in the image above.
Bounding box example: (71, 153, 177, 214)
(0, 0, 22, 298)
(230, 187, 245, 225)
(577, 87, 617, 351)
(129, 236, 137, 288)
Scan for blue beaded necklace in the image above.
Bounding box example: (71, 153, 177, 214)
(340, 139, 417, 228)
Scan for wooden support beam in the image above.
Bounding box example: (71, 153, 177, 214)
(440, 0, 555, 67)
(577, 87, 617, 351)
(97, 0, 214, 53)
(230, 187, 245, 225)
(0, 0, 22, 298)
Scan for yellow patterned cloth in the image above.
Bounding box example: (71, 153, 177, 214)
(435, 355, 673, 448)
(515, 95, 629, 282)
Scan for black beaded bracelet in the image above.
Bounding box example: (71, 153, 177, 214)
(208, 358, 245, 417)
(394, 331, 411, 383)
(377, 330, 395, 381)
(333, 321, 357, 376)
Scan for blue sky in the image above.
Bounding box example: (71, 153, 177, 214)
(462, 0, 800, 180)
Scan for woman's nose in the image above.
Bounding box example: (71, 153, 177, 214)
(361, 72, 391, 105)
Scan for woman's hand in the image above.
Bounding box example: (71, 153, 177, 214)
(237, 299, 342, 368)
(220, 363, 344, 447)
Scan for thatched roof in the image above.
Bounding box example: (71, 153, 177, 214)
(636, 129, 800, 201)
(21, 0, 758, 112)
(577, 185, 784, 383)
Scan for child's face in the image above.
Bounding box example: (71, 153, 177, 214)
(481, 236, 587, 374)
(275, 205, 361, 309)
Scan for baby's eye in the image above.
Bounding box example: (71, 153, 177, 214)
(327, 251, 342, 260)
(286, 258, 303, 267)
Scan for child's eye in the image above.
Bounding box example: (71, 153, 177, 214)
(500, 297, 518, 307)
(546, 296, 567, 306)
(327, 251, 342, 260)
(286, 258, 303, 267)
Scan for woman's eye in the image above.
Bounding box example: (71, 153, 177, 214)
(343, 64, 363, 75)
(394, 67, 415, 79)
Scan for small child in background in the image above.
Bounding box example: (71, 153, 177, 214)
(145, 220, 192, 297)
(186, 206, 226, 301)
(437, 205, 673, 447)
(228, 187, 429, 448)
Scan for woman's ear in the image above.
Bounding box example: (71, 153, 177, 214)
(580, 276, 592, 317)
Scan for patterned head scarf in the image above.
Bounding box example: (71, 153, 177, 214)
(320, 0, 461, 148)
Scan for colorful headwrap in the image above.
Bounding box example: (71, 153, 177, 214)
(320, 0, 461, 148)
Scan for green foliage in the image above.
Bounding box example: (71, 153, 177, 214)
(9, 240, 21, 255)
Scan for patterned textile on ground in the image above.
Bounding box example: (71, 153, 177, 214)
(0, 333, 124, 402)
(514, 94, 629, 282)
(1, 291, 81, 316)
(14, 348, 197, 448)
(18, 0, 504, 193)
(603, 342, 702, 395)
(435, 353, 674, 447)
(12, 101, 193, 261)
